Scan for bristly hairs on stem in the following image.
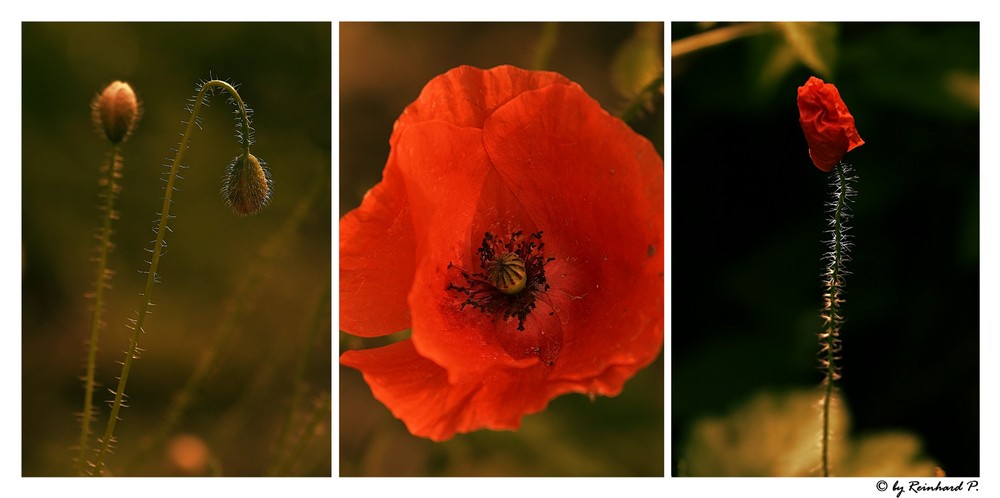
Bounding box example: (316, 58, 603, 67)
(818, 160, 856, 477)
(78, 81, 139, 475)
(77, 146, 123, 476)
(89, 78, 272, 476)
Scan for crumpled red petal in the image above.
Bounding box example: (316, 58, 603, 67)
(797, 76, 864, 172)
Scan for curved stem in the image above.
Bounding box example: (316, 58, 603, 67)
(77, 144, 121, 474)
(90, 80, 251, 476)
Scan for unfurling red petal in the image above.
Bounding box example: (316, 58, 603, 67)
(797, 76, 864, 172)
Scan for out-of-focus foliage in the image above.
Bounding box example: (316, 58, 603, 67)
(612, 22, 664, 100)
(681, 389, 938, 477)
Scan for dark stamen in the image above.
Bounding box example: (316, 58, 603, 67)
(446, 230, 553, 331)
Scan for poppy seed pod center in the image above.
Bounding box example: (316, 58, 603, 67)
(487, 252, 527, 295)
(447, 230, 553, 331)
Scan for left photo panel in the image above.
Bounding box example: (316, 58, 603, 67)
(21, 22, 332, 476)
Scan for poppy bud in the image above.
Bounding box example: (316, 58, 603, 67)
(221, 152, 273, 216)
(797, 76, 864, 172)
(92, 81, 140, 144)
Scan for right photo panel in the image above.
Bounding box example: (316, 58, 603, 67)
(671, 22, 979, 478)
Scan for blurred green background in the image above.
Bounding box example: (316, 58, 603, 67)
(340, 22, 664, 476)
(672, 22, 978, 476)
(22, 22, 331, 476)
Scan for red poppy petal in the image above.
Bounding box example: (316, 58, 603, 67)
(341, 339, 583, 441)
(392, 121, 545, 383)
(339, 156, 416, 337)
(391, 65, 572, 137)
(483, 82, 665, 386)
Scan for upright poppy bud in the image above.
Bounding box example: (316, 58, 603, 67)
(92, 81, 140, 144)
(797, 76, 864, 172)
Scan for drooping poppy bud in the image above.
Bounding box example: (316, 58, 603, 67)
(221, 152, 273, 216)
(797, 76, 864, 172)
(92, 81, 140, 144)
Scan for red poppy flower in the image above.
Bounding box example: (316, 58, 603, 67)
(797, 76, 864, 172)
(340, 65, 664, 441)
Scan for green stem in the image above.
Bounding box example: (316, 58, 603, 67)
(90, 80, 251, 476)
(820, 161, 851, 477)
(77, 144, 121, 475)
(530, 22, 559, 71)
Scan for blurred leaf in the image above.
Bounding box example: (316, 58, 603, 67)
(778, 22, 837, 77)
(756, 22, 838, 88)
(839, 432, 941, 477)
(944, 70, 979, 110)
(612, 22, 663, 100)
(844, 23, 979, 122)
(530, 22, 559, 70)
(680, 389, 938, 477)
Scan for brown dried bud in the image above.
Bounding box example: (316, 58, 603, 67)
(222, 152, 273, 216)
(92, 81, 140, 144)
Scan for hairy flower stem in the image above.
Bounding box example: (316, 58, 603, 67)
(90, 80, 253, 476)
(819, 161, 855, 477)
(77, 145, 122, 475)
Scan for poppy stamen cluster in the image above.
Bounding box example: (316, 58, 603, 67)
(447, 230, 554, 331)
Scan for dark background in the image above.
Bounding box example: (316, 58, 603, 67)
(671, 22, 979, 476)
(22, 22, 332, 476)
(340, 22, 664, 476)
